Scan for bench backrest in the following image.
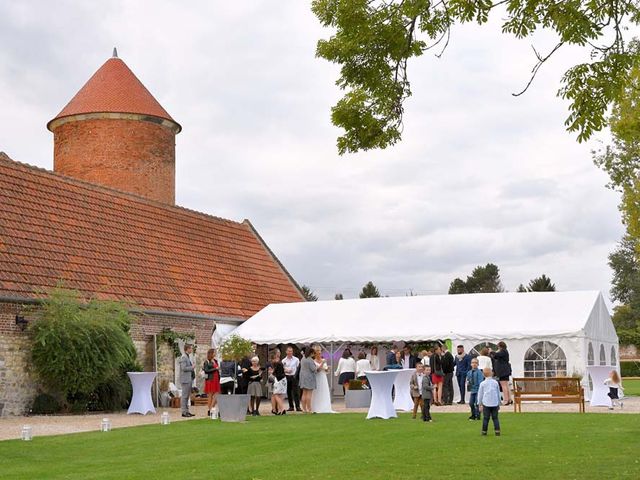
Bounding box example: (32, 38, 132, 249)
(512, 377, 582, 395)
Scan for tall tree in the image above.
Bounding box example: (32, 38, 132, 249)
(301, 285, 318, 302)
(518, 274, 556, 292)
(608, 235, 640, 332)
(312, 1, 640, 154)
(594, 66, 640, 242)
(448, 263, 504, 294)
(359, 281, 381, 298)
(335, 293, 344, 300)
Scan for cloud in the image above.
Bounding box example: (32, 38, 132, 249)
(0, 1, 624, 303)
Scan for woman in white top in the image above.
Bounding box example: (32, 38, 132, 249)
(604, 370, 624, 410)
(335, 348, 356, 394)
(476, 347, 493, 372)
(367, 346, 380, 371)
(355, 351, 372, 380)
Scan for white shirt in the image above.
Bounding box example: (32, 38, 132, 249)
(403, 354, 411, 369)
(356, 359, 372, 377)
(282, 355, 300, 376)
(421, 356, 431, 366)
(416, 373, 424, 391)
(335, 357, 356, 376)
(367, 354, 380, 371)
(477, 355, 492, 371)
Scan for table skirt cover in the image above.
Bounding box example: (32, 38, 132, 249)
(127, 372, 157, 415)
(393, 368, 415, 412)
(365, 370, 401, 419)
(586, 365, 616, 407)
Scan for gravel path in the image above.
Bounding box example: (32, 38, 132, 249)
(1, 396, 637, 441)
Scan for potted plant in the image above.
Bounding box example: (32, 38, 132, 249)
(345, 379, 371, 408)
(217, 334, 254, 422)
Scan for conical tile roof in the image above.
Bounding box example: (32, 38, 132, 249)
(47, 56, 180, 131)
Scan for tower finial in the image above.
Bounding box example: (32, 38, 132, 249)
(112, 47, 118, 58)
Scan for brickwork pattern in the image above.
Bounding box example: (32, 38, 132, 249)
(0, 300, 222, 416)
(53, 118, 175, 204)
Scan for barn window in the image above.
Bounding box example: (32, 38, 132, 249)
(610, 346, 617, 366)
(470, 342, 499, 356)
(599, 344, 607, 366)
(587, 342, 594, 366)
(524, 341, 567, 378)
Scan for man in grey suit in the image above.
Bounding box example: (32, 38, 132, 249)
(180, 344, 196, 417)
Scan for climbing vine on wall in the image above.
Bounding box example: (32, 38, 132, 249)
(157, 327, 197, 358)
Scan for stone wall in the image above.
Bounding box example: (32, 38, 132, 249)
(0, 299, 240, 416)
(620, 343, 638, 360)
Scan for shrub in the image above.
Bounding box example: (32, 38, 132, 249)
(29, 287, 138, 411)
(620, 361, 640, 377)
(31, 393, 61, 414)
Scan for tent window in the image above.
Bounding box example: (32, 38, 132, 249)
(610, 346, 617, 366)
(587, 342, 594, 366)
(599, 344, 607, 366)
(470, 342, 498, 356)
(523, 341, 567, 378)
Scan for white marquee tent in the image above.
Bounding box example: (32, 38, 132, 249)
(231, 291, 618, 396)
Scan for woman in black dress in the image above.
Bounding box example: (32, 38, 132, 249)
(491, 341, 512, 405)
(246, 356, 264, 416)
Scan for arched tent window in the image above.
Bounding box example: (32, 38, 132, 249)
(610, 346, 617, 366)
(587, 343, 594, 365)
(599, 344, 607, 366)
(524, 341, 567, 378)
(470, 342, 498, 357)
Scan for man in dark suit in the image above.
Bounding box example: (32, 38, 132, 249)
(441, 344, 455, 405)
(401, 345, 418, 369)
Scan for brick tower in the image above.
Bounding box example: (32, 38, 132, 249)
(47, 50, 181, 204)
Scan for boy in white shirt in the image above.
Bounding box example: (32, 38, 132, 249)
(477, 367, 501, 436)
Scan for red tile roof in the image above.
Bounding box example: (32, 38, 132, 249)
(0, 153, 304, 318)
(47, 57, 179, 131)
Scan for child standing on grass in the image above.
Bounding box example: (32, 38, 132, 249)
(477, 367, 501, 436)
(466, 358, 483, 420)
(421, 364, 434, 422)
(409, 362, 426, 419)
(604, 370, 624, 410)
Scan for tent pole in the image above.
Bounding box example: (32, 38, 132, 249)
(330, 342, 334, 400)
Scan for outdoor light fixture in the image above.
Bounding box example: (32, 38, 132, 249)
(21, 425, 33, 441)
(100, 418, 112, 432)
(161, 411, 170, 425)
(15, 315, 28, 331)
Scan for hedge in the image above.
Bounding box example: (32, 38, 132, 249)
(620, 360, 640, 377)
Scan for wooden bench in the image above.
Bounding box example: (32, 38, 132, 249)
(512, 377, 585, 413)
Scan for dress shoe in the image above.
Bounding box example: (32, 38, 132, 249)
(287, 407, 294, 412)
(296, 408, 303, 412)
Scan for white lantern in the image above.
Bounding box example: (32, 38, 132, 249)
(100, 418, 112, 432)
(161, 411, 170, 425)
(210, 406, 218, 420)
(21, 425, 33, 441)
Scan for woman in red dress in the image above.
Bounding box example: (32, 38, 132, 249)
(203, 348, 221, 416)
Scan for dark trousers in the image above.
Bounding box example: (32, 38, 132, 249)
(469, 392, 479, 419)
(442, 372, 454, 404)
(421, 400, 432, 421)
(456, 373, 467, 402)
(482, 405, 500, 433)
(286, 375, 300, 409)
(220, 382, 234, 395)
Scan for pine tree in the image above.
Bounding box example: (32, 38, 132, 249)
(301, 285, 318, 302)
(359, 281, 381, 298)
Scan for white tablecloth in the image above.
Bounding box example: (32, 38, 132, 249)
(127, 372, 157, 415)
(393, 368, 415, 411)
(365, 370, 401, 419)
(587, 366, 616, 407)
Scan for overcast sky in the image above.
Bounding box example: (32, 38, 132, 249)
(0, 1, 624, 301)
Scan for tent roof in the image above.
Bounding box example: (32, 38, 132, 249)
(231, 291, 617, 344)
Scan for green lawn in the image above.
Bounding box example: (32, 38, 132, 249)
(1, 413, 639, 480)
(623, 378, 640, 396)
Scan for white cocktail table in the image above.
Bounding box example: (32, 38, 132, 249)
(365, 370, 401, 419)
(586, 365, 616, 407)
(393, 368, 415, 411)
(127, 372, 157, 415)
